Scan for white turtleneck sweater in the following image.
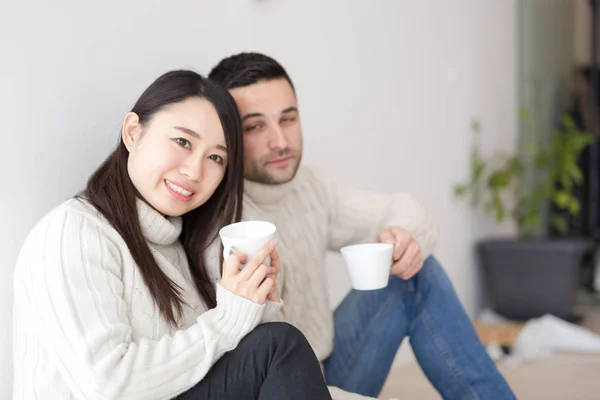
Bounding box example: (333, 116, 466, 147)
(12, 198, 281, 400)
(241, 166, 439, 400)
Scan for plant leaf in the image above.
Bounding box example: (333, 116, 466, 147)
(554, 190, 571, 209)
(471, 119, 481, 133)
(550, 215, 568, 235)
(568, 198, 581, 215)
(454, 184, 467, 198)
(521, 212, 540, 232)
(473, 159, 485, 181)
(566, 163, 584, 185)
(488, 170, 511, 189)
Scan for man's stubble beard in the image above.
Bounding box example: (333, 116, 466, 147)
(245, 150, 303, 185)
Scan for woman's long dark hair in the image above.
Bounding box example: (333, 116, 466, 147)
(81, 70, 244, 325)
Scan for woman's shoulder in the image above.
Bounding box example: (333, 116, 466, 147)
(25, 197, 118, 245)
(45, 197, 107, 224)
(14, 197, 125, 278)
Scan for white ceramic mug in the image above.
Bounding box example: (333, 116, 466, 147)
(340, 243, 393, 290)
(219, 220, 277, 266)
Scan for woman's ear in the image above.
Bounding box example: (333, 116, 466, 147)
(122, 112, 142, 152)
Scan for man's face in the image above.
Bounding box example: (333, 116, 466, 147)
(229, 78, 303, 184)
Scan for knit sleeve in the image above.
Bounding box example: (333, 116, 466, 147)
(312, 168, 439, 259)
(261, 299, 283, 323)
(15, 206, 266, 400)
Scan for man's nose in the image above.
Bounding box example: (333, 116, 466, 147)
(268, 125, 288, 150)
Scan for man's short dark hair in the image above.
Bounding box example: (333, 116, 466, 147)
(208, 52, 295, 91)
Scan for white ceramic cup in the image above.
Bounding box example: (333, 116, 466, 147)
(340, 243, 393, 290)
(219, 221, 277, 266)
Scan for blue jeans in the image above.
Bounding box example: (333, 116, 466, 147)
(323, 256, 515, 399)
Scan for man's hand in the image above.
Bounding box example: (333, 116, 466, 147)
(377, 226, 424, 279)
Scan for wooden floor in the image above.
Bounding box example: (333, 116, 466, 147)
(380, 303, 600, 400)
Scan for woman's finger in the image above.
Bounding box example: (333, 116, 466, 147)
(253, 277, 273, 304)
(247, 264, 270, 289)
(239, 240, 278, 280)
(229, 247, 247, 265)
(222, 254, 241, 278)
(270, 248, 281, 274)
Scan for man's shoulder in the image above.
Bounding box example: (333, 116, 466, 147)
(294, 165, 330, 187)
(291, 165, 339, 208)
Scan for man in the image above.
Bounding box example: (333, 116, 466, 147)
(208, 53, 515, 400)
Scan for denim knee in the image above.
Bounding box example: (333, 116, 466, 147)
(420, 256, 453, 286)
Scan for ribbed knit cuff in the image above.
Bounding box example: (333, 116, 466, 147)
(206, 285, 265, 343)
(261, 299, 283, 323)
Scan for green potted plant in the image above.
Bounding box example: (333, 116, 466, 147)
(454, 113, 594, 321)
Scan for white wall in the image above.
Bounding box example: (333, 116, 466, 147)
(0, 0, 517, 395)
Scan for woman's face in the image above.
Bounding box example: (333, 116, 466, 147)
(122, 97, 228, 217)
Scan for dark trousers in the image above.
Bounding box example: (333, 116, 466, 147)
(176, 322, 332, 400)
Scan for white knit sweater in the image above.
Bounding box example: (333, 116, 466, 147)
(13, 165, 438, 400)
(242, 166, 439, 400)
(12, 198, 281, 399)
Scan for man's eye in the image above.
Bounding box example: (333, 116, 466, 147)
(245, 123, 263, 132)
(175, 138, 191, 149)
(281, 117, 296, 124)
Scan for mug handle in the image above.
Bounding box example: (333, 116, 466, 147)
(222, 244, 233, 262)
(222, 246, 270, 267)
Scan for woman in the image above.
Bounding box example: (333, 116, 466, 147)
(12, 70, 331, 399)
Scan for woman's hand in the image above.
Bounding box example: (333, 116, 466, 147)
(220, 240, 279, 305)
(265, 248, 281, 302)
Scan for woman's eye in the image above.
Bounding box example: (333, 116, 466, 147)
(175, 138, 191, 149)
(209, 154, 225, 165)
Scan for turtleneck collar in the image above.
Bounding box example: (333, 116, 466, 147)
(243, 176, 298, 205)
(136, 198, 182, 245)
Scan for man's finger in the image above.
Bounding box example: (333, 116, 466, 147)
(402, 253, 424, 280)
(390, 258, 408, 277)
(391, 228, 412, 261)
(377, 229, 395, 244)
(396, 243, 421, 279)
(405, 241, 421, 265)
(390, 241, 416, 276)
